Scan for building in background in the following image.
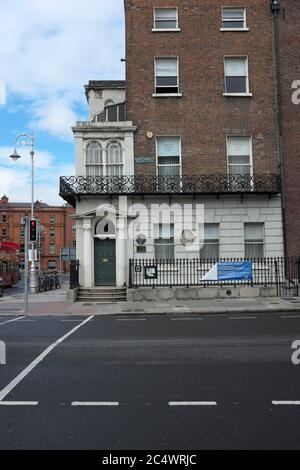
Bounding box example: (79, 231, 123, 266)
(60, 0, 284, 288)
(275, 0, 300, 258)
(0, 195, 75, 272)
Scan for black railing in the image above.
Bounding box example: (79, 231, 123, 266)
(60, 174, 281, 206)
(129, 257, 300, 296)
(70, 260, 80, 289)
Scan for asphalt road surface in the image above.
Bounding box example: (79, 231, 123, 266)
(0, 312, 300, 450)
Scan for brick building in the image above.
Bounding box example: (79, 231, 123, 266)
(0, 195, 76, 272)
(60, 0, 284, 289)
(276, 0, 300, 258)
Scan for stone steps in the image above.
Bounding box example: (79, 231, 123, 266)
(76, 288, 127, 302)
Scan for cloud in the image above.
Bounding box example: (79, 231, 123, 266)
(0, 146, 74, 205)
(0, 0, 125, 140)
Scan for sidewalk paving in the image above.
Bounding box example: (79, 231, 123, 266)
(0, 286, 300, 316)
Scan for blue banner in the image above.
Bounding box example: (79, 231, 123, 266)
(217, 261, 253, 281)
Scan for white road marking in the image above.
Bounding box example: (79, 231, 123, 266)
(171, 318, 203, 321)
(0, 316, 25, 326)
(71, 402, 119, 407)
(115, 318, 146, 321)
(168, 401, 217, 406)
(272, 401, 300, 406)
(280, 316, 300, 319)
(0, 315, 94, 403)
(228, 316, 257, 320)
(0, 401, 38, 406)
(61, 320, 84, 322)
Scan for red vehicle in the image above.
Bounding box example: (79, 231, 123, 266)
(0, 241, 20, 288)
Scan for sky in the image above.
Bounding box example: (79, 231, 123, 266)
(0, 0, 125, 205)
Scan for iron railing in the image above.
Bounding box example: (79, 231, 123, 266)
(60, 174, 281, 206)
(129, 257, 300, 296)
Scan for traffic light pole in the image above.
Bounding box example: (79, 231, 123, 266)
(29, 147, 39, 294)
(23, 217, 29, 315)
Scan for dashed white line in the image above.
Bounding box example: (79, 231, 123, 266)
(0, 316, 25, 326)
(0, 315, 94, 403)
(171, 318, 204, 321)
(71, 402, 119, 407)
(280, 316, 300, 319)
(0, 401, 38, 406)
(228, 316, 257, 320)
(272, 401, 300, 406)
(115, 318, 146, 321)
(168, 401, 217, 407)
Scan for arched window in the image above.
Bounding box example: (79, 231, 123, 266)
(106, 141, 123, 177)
(86, 141, 103, 176)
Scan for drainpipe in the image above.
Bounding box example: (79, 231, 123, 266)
(271, 0, 288, 260)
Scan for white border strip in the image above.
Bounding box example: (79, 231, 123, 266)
(71, 402, 119, 407)
(272, 401, 300, 406)
(0, 315, 94, 402)
(169, 401, 217, 406)
(0, 401, 38, 406)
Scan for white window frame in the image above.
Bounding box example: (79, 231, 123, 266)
(152, 7, 180, 32)
(85, 139, 124, 177)
(156, 135, 182, 179)
(223, 56, 252, 97)
(244, 223, 265, 259)
(200, 224, 220, 260)
(105, 140, 124, 177)
(153, 56, 182, 98)
(226, 135, 254, 190)
(85, 140, 104, 177)
(221, 6, 249, 32)
(154, 223, 175, 261)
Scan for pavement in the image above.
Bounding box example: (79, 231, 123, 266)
(0, 312, 300, 449)
(0, 280, 300, 316)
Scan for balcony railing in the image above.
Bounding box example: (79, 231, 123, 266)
(60, 174, 281, 206)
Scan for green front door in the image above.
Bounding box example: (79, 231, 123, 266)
(94, 238, 116, 286)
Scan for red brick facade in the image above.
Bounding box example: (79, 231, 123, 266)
(279, 0, 300, 257)
(0, 196, 75, 272)
(125, 0, 280, 178)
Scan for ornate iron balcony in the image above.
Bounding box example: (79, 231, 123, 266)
(60, 174, 281, 207)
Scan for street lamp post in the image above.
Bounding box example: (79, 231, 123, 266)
(9, 132, 39, 294)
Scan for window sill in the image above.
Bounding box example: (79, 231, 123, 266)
(152, 93, 182, 98)
(223, 93, 253, 97)
(152, 28, 181, 32)
(220, 27, 249, 32)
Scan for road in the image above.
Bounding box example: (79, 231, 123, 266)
(0, 312, 300, 450)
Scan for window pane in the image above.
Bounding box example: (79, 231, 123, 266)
(156, 76, 178, 87)
(86, 142, 102, 164)
(155, 8, 177, 21)
(158, 165, 180, 177)
(225, 58, 246, 76)
(245, 243, 264, 259)
(223, 21, 244, 29)
(228, 137, 250, 156)
(200, 243, 219, 259)
(157, 137, 180, 156)
(156, 58, 177, 77)
(223, 8, 244, 20)
(226, 76, 247, 93)
(245, 223, 264, 241)
(204, 224, 219, 240)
